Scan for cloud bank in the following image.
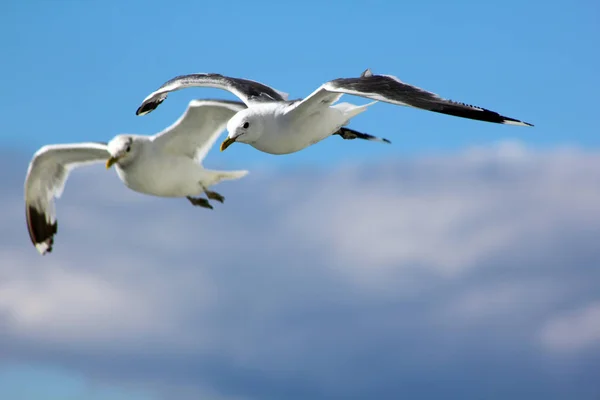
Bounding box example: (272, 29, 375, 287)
(1, 141, 599, 399)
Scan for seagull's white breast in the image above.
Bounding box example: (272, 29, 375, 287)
(250, 105, 347, 155)
(116, 146, 205, 198)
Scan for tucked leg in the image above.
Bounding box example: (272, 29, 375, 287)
(334, 127, 391, 144)
(204, 189, 225, 203)
(186, 196, 213, 209)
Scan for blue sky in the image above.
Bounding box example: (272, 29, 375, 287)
(2, 0, 599, 169)
(1, 1, 600, 399)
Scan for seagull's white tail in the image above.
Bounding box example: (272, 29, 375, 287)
(333, 101, 378, 124)
(204, 169, 249, 186)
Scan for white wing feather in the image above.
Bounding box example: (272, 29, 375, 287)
(25, 143, 110, 255)
(151, 99, 246, 164)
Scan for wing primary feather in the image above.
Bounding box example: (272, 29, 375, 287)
(136, 73, 288, 116)
(24, 143, 110, 255)
(26, 204, 57, 254)
(324, 73, 533, 126)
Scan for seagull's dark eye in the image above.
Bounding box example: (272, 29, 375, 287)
(126, 146, 131, 153)
(243, 122, 250, 129)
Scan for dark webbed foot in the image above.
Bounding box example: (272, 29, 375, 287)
(186, 196, 213, 209)
(204, 190, 225, 203)
(334, 127, 391, 144)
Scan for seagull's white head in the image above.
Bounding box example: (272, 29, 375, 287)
(106, 135, 141, 169)
(221, 109, 264, 151)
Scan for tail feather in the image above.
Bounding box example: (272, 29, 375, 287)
(204, 169, 249, 186)
(332, 101, 378, 122)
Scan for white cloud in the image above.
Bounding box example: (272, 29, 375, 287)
(540, 302, 600, 353)
(1, 141, 600, 399)
(440, 280, 565, 323)
(0, 266, 162, 344)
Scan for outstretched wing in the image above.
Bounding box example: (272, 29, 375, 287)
(24, 142, 110, 255)
(151, 99, 247, 163)
(136, 73, 289, 116)
(286, 68, 533, 127)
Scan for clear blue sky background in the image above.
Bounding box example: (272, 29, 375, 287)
(2, 0, 598, 170)
(1, 0, 599, 399)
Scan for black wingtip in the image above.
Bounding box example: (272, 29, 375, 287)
(135, 97, 164, 116)
(501, 116, 534, 127)
(26, 205, 57, 255)
(430, 103, 534, 128)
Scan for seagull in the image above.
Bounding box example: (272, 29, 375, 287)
(25, 99, 249, 255)
(135, 69, 533, 155)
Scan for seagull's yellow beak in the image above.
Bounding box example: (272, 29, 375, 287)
(220, 137, 236, 152)
(106, 156, 120, 169)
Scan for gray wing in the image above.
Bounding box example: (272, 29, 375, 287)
(286, 68, 533, 127)
(24, 142, 110, 255)
(136, 73, 289, 116)
(151, 99, 247, 164)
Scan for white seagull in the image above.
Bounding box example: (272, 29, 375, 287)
(135, 68, 533, 155)
(25, 99, 249, 255)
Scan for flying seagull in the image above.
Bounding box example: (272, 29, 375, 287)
(135, 68, 533, 155)
(25, 99, 249, 255)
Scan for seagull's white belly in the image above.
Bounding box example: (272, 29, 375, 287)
(251, 108, 345, 155)
(117, 155, 204, 198)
